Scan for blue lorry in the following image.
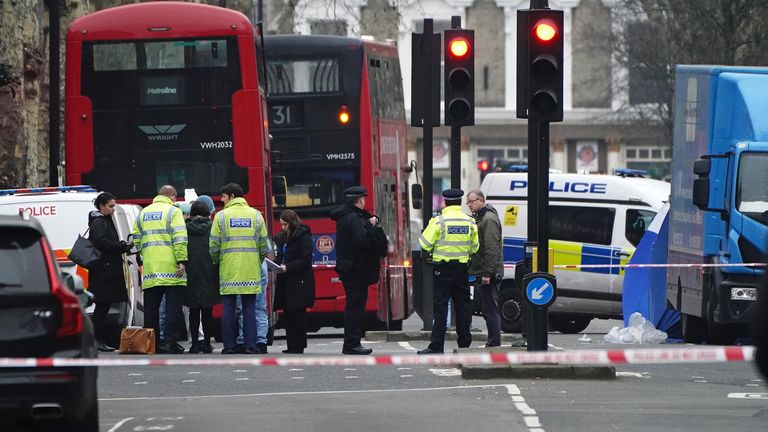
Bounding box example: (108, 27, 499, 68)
(667, 66, 767, 344)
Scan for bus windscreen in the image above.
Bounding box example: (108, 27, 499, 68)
(80, 38, 247, 199)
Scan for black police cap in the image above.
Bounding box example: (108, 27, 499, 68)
(344, 186, 368, 198)
(441, 189, 464, 200)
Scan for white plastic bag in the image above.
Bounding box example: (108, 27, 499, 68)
(603, 312, 667, 344)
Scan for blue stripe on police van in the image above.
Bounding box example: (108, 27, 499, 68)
(581, 245, 621, 275)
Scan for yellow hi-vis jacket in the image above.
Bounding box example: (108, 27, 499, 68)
(209, 197, 269, 295)
(419, 205, 479, 263)
(132, 195, 188, 289)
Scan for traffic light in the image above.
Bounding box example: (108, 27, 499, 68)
(478, 159, 490, 181)
(517, 9, 564, 122)
(444, 29, 475, 126)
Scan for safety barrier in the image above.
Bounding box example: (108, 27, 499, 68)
(0, 346, 754, 368)
(503, 262, 767, 270)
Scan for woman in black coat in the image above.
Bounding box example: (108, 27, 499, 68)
(87, 192, 132, 352)
(274, 209, 315, 354)
(183, 201, 220, 354)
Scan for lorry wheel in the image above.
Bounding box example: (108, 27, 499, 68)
(499, 288, 523, 333)
(681, 313, 706, 344)
(549, 315, 591, 334)
(706, 322, 738, 345)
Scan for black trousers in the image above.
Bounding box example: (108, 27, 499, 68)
(92, 301, 111, 343)
(143, 285, 184, 345)
(480, 279, 502, 346)
(283, 308, 308, 352)
(342, 277, 369, 348)
(429, 261, 472, 351)
(188, 307, 214, 343)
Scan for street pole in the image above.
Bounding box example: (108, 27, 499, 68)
(48, 0, 61, 186)
(449, 16, 462, 189)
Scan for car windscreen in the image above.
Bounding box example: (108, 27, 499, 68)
(0, 228, 50, 294)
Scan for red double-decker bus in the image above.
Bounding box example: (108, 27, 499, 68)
(64, 2, 274, 338)
(65, 2, 271, 212)
(264, 35, 412, 331)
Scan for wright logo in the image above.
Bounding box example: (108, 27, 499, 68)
(138, 124, 187, 141)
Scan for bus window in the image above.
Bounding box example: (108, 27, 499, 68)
(277, 168, 358, 213)
(266, 58, 340, 94)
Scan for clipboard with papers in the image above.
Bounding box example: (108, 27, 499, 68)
(265, 258, 285, 273)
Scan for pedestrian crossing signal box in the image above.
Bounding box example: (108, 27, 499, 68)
(522, 272, 557, 309)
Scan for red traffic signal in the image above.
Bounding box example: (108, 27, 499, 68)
(443, 29, 475, 127)
(477, 160, 490, 172)
(448, 37, 470, 58)
(533, 19, 557, 42)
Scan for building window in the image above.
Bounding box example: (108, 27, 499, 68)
(477, 147, 527, 171)
(625, 145, 671, 180)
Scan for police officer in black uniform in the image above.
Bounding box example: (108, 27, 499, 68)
(331, 186, 381, 355)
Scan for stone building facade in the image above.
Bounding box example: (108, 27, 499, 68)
(288, 0, 670, 204)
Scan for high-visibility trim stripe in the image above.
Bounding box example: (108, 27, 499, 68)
(171, 225, 186, 233)
(223, 236, 258, 242)
(436, 240, 474, 247)
(142, 241, 173, 248)
(419, 235, 434, 249)
(220, 281, 262, 287)
(171, 236, 188, 243)
(433, 250, 470, 258)
(221, 247, 260, 254)
(142, 229, 168, 235)
(143, 273, 186, 280)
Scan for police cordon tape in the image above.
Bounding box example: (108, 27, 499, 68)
(0, 346, 754, 368)
(504, 263, 768, 270)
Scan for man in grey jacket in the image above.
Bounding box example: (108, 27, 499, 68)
(466, 189, 505, 347)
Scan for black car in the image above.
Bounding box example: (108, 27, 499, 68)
(0, 213, 98, 431)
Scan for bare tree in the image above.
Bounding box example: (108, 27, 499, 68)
(611, 0, 768, 136)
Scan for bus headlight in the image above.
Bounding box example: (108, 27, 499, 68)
(730, 287, 757, 301)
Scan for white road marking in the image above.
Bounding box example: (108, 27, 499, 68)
(345, 376, 358, 379)
(344, 368, 357, 371)
(235, 378, 249, 381)
(187, 371, 201, 375)
(160, 417, 183, 420)
(727, 393, 768, 400)
(616, 372, 650, 379)
(291, 377, 304, 380)
(128, 373, 142, 377)
(133, 426, 173, 431)
(429, 368, 462, 377)
(524, 417, 542, 428)
(398, 342, 418, 351)
(547, 343, 565, 351)
(233, 370, 247, 373)
(134, 382, 148, 385)
(100, 384, 519, 401)
(400, 375, 414, 378)
(397, 367, 412, 370)
(289, 368, 303, 371)
(182, 380, 195, 383)
(506, 384, 546, 432)
(693, 380, 708, 383)
(745, 383, 760, 387)
(107, 417, 134, 432)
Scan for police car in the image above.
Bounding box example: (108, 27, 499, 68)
(479, 169, 670, 333)
(0, 186, 143, 346)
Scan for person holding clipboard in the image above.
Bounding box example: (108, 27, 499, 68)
(273, 209, 315, 354)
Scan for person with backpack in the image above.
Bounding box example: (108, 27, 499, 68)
(330, 186, 386, 355)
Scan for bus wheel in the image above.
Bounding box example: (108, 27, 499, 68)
(500, 286, 523, 333)
(681, 313, 706, 344)
(549, 315, 591, 334)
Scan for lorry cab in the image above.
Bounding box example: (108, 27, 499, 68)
(480, 170, 670, 333)
(0, 186, 143, 346)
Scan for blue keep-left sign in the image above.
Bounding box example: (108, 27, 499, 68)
(524, 273, 557, 307)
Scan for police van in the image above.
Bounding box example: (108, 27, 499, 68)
(0, 186, 143, 346)
(479, 170, 670, 333)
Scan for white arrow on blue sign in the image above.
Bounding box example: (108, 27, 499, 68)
(526, 277, 554, 306)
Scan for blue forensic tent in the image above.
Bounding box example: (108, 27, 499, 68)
(622, 202, 681, 334)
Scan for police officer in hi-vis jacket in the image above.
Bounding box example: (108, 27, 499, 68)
(418, 189, 479, 354)
(133, 185, 188, 354)
(210, 183, 269, 355)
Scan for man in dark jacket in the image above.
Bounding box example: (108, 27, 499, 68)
(467, 189, 505, 347)
(331, 186, 381, 355)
